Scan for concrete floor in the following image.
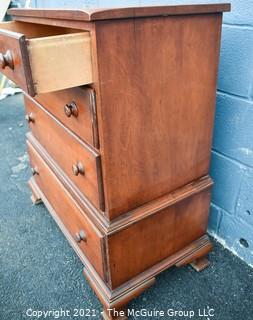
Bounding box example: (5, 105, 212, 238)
(0, 94, 253, 320)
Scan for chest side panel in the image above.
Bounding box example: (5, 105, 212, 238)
(95, 14, 222, 219)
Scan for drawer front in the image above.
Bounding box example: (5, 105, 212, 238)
(0, 24, 32, 94)
(24, 95, 104, 211)
(0, 21, 92, 96)
(34, 87, 99, 148)
(27, 140, 105, 279)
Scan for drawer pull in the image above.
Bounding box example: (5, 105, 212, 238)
(75, 230, 87, 243)
(25, 113, 35, 123)
(72, 161, 85, 176)
(64, 102, 78, 118)
(31, 166, 38, 176)
(0, 50, 14, 70)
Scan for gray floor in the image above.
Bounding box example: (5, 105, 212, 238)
(0, 94, 253, 320)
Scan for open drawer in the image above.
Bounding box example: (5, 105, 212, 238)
(0, 21, 92, 96)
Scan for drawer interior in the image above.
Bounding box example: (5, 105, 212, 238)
(0, 21, 80, 38)
(0, 21, 92, 94)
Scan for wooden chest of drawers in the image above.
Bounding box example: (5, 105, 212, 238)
(1, 3, 230, 319)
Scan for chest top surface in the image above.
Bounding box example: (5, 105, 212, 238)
(9, 2, 230, 22)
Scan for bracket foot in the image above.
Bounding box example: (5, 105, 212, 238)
(190, 256, 210, 272)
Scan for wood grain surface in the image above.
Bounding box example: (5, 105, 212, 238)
(95, 13, 222, 218)
(27, 141, 106, 279)
(34, 86, 99, 148)
(24, 94, 104, 210)
(9, 4, 230, 21)
(107, 182, 212, 287)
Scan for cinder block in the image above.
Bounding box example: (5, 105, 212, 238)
(236, 168, 253, 225)
(32, 0, 139, 7)
(218, 26, 253, 97)
(223, 0, 253, 26)
(218, 212, 238, 247)
(208, 203, 222, 234)
(213, 93, 253, 167)
(32, 0, 232, 8)
(33, 0, 95, 7)
(210, 151, 245, 214)
(218, 212, 253, 265)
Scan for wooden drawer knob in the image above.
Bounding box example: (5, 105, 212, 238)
(75, 230, 87, 243)
(72, 161, 85, 176)
(25, 113, 35, 123)
(64, 102, 78, 118)
(31, 167, 38, 176)
(0, 50, 14, 70)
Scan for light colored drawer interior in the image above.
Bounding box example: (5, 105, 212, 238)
(0, 21, 92, 96)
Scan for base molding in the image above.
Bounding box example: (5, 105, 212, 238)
(28, 178, 42, 205)
(83, 234, 212, 317)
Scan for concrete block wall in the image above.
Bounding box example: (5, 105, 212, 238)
(209, 0, 253, 266)
(29, 0, 252, 266)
